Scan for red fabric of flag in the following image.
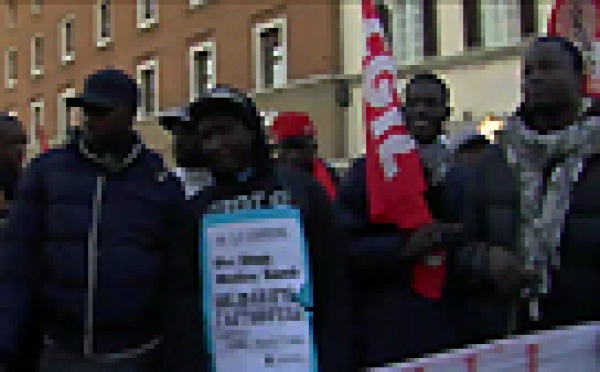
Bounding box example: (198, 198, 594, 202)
(547, 0, 600, 98)
(362, 0, 445, 299)
(35, 122, 49, 153)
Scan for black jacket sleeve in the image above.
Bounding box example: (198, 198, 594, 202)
(0, 158, 45, 368)
(334, 157, 410, 272)
(300, 172, 354, 372)
(162, 197, 210, 372)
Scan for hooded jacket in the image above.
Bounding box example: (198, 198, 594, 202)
(0, 130, 183, 367)
(162, 91, 353, 371)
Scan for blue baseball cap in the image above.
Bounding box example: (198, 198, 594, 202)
(67, 68, 140, 110)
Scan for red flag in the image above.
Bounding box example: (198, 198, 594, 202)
(362, 0, 445, 299)
(361, 0, 431, 229)
(547, 0, 600, 98)
(34, 121, 49, 153)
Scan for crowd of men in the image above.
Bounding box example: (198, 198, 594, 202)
(0, 35, 597, 371)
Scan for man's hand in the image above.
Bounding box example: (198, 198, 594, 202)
(487, 246, 533, 296)
(402, 221, 462, 259)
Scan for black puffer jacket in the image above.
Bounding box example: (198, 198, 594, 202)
(461, 142, 600, 336)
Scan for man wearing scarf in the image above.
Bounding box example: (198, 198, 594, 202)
(270, 112, 339, 201)
(459, 36, 600, 336)
(335, 72, 468, 366)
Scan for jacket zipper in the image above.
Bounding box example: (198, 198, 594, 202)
(84, 175, 106, 357)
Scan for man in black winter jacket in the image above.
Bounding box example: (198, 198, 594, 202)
(162, 86, 353, 372)
(0, 68, 182, 372)
(459, 37, 600, 337)
(336, 73, 471, 366)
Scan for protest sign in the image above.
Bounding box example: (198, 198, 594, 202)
(201, 207, 317, 372)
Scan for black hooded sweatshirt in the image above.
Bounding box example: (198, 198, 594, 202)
(162, 99, 354, 372)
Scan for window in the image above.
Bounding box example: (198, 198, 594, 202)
(136, 59, 159, 121)
(60, 16, 75, 63)
(480, 0, 521, 49)
(137, 0, 158, 29)
(394, 0, 437, 65)
(57, 88, 75, 141)
(31, 0, 42, 15)
(4, 48, 17, 90)
(31, 34, 44, 77)
(6, 0, 17, 28)
(375, 0, 393, 44)
(254, 18, 287, 90)
(464, 1, 537, 50)
(189, 0, 207, 9)
(30, 98, 44, 148)
(189, 41, 216, 101)
(95, 0, 112, 47)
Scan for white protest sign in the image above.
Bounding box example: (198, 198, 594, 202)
(201, 207, 318, 372)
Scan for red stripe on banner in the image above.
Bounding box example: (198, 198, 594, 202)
(527, 343, 539, 372)
(463, 354, 477, 372)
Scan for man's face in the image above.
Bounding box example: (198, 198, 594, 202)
(522, 42, 583, 119)
(0, 122, 27, 173)
(173, 124, 204, 168)
(404, 81, 448, 144)
(276, 135, 316, 173)
(83, 104, 133, 151)
(197, 114, 254, 175)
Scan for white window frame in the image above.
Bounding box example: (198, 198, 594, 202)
(57, 88, 75, 141)
(137, 0, 158, 30)
(29, 98, 44, 149)
(59, 16, 75, 64)
(253, 17, 288, 90)
(136, 58, 159, 122)
(188, 0, 207, 9)
(4, 47, 17, 90)
(95, 0, 112, 48)
(393, 0, 425, 65)
(480, 0, 521, 49)
(189, 40, 216, 101)
(31, 0, 42, 15)
(6, 0, 17, 28)
(30, 34, 44, 78)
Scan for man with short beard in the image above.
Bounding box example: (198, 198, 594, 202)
(336, 73, 469, 365)
(0, 68, 182, 372)
(459, 36, 600, 336)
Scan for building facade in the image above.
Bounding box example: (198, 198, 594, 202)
(341, 0, 555, 158)
(0, 0, 343, 162)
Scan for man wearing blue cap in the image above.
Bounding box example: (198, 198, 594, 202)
(0, 68, 183, 372)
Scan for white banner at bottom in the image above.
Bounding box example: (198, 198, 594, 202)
(371, 323, 600, 371)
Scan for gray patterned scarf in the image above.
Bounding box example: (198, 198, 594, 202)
(497, 114, 600, 321)
(418, 135, 454, 185)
